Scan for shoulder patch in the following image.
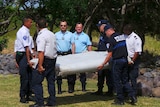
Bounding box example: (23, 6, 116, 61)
(23, 36, 27, 40)
(134, 36, 137, 39)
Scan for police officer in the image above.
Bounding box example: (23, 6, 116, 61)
(72, 22, 92, 92)
(123, 24, 142, 101)
(92, 20, 114, 96)
(30, 18, 57, 107)
(55, 20, 75, 94)
(15, 16, 34, 103)
(98, 24, 136, 105)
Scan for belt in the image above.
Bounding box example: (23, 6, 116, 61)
(57, 50, 71, 55)
(44, 56, 56, 60)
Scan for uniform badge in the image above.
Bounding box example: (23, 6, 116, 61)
(23, 36, 27, 40)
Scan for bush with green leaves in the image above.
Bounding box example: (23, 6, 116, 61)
(0, 37, 8, 52)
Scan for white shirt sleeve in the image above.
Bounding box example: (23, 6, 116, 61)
(36, 35, 45, 52)
(134, 36, 142, 53)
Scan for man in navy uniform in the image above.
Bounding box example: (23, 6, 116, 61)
(123, 24, 142, 102)
(55, 20, 75, 94)
(92, 20, 114, 96)
(30, 18, 57, 107)
(98, 24, 136, 105)
(15, 16, 34, 103)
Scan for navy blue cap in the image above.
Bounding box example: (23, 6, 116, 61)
(104, 24, 113, 32)
(96, 20, 108, 26)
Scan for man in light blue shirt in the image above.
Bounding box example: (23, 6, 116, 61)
(72, 22, 92, 92)
(55, 21, 75, 94)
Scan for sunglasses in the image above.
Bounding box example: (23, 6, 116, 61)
(60, 25, 67, 27)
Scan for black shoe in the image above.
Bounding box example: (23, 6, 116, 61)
(130, 96, 137, 105)
(105, 91, 114, 96)
(45, 103, 55, 107)
(58, 91, 62, 94)
(112, 100, 125, 105)
(29, 103, 45, 107)
(27, 95, 35, 101)
(91, 91, 103, 95)
(68, 89, 74, 93)
(20, 97, 28, 103)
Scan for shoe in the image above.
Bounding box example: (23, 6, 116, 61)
(58, 91, 62, 94)
(20, 97, 28, 103)
(112, 99, 124, 105)
(45, 103, 55, 107)
(68, 85, 74, 93)
(29, 103, 45, 107)
(91, 91, 103, 95)
(27, 95, 35, 101)
(104, 91, 114, 96)
(130, 96, 137, 105)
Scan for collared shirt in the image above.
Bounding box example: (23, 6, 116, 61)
(14, 36, 34, 53)
(125, 32, 142, 58)
(55, 31, 74, 52)
(36, 28, 57, 59)
(73, 31, 92, 53)
(15, 25, 31, 52)
(108, 33, 128, 59)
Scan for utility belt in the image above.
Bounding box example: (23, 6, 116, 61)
(16, 51, 26, 64)
(57, 50, 72, 56)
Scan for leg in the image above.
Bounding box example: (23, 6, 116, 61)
(112, 59, 125, 104)
(80, 73, 86, 91)
(45, 58, 56, 106)
(105, 69, 114, 95)
(67, 74, 76, 93)
(56, 76, 62, 94)
(32, 69, 44, 106)
(19, 55, 29, 103)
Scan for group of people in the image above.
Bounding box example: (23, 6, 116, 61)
(95, 20, 142, 105)
(14, 16, 142, 107)
(14, 16, 92, 107)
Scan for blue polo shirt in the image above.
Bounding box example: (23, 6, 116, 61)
(55, 31, 74, 52)
(73, 31, 92, 53)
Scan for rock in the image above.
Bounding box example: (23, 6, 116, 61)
(139, 68, 147, 75)
(152, 87, 160, 97)
(137, 81, 152, 96)
(153, 76, 160, 87)
(143, 72, 154, 78)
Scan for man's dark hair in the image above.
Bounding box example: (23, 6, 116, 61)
(37, 18, 47, 28)
(23, 16, 32, 24)
(123, 24, 133, 34)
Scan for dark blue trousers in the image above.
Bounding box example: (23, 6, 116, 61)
(19, 54, 32, 99)
(32, 58, 56, 106)
(128, 59, 140, 96)
(112, 58, 134, 102)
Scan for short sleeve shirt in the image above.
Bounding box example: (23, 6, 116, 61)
(55, 31, 74, 52)
(16, 25, 31, 52)
(125, 32, 142, 58)
(108, 33, 128, 59)
(73, 32, 92, 53)
(36, 28, 57, 59)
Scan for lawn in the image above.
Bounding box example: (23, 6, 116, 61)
(0, 74, 160, 107)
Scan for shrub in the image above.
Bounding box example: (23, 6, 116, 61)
(0, 37, 8, 52)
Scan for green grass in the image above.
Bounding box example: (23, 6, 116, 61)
(0, 74, 160, 107)
(143, 35, 160, 55)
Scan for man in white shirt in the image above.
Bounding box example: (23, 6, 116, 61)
(123, 24, 142, 102)
(15, 16, 34, 103)
(30, 17, 57, 107)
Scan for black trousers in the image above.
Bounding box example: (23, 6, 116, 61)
(19, 54, 32, 98)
